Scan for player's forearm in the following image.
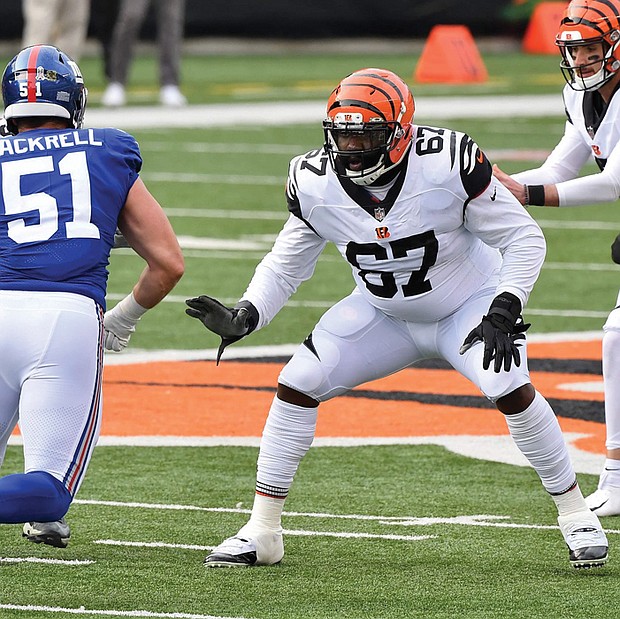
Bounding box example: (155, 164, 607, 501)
(132, 260, 184, 309)
(497, 230, 546, 307)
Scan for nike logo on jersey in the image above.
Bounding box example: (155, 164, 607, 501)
(490, 187, 497, 201)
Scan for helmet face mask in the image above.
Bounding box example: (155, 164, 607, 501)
(556, 0, 620, 91)
(324, 116, 400, 183)
(323, 69, 414, 186)
(1, 45, 88, 134)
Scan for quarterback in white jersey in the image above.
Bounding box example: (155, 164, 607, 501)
(187, 68, 608, 569)
(494, 0, 620, 517)
(0, 45, 184, 548)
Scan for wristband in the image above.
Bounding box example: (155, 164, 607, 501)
(113, 291, 148, 322)
(524, 184, 545, 206)
(488, 292, 522, 329)
(235, 300, 259, 335)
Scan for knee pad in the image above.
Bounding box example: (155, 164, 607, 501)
(279, 342, 328, 397)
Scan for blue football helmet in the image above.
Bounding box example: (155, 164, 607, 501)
(1, 45, 87, 134)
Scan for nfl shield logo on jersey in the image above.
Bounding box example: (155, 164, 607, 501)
(374, 206, 386, 221)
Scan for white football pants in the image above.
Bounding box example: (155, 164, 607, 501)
(603, 289, 620, 452)
(0, 290, 103, 496)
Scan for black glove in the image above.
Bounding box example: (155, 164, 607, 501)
(612, 233, 620, 265)
(113, 227, 130, 249)
(459, 292, 530, 373)
(185, 295, 258, 364)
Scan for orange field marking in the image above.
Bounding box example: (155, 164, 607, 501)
(11, 338, 607, 456)
(95, 336, 605, 455)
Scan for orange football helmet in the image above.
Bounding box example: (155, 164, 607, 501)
(556, 0, 620, 90)
(323, 68, 414, 185)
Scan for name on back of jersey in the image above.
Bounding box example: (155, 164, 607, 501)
(0, 129, 103, 157)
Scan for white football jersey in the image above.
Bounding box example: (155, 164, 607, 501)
(242, 126, 546, 329)
(563, 84, 620, 168)
(513, 84, 620, 205)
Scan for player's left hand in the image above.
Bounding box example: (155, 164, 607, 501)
(612, 233, 620, 265)
(459, 292, 530, 373)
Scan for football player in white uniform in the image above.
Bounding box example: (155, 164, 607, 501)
(187, 68, 608, 569)
(0, 45, 184, 547)
(494, 0, 620, 517)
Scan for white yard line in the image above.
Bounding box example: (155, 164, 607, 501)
(73, 499, 619, 532)
(0, 557, 94, 565)
(94, 529, 435, 547)
(94, 540, 215, 551)
(0, 605, 248, 619)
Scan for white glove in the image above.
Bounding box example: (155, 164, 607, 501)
(103, 292, 148, 352)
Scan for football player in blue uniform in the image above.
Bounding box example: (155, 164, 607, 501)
(187, 68, 608, 569)
(0, 45, 184, 547)
(494, 0, 620, 517)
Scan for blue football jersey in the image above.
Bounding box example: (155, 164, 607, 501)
(0, 127, 141, 308)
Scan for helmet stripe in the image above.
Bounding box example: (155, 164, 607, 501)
(351, 71, 407, 118)
(597, 0, 620, 17)
(344, 81, 398, 118)
(565, 0, 620, 33)
(328, 98, 387, 119)
(26, 45, 42, 103)
(356, 71, 407, 103)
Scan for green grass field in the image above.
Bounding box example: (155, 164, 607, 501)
(1, 48, 619, 619)
(1, 444, 619, 619)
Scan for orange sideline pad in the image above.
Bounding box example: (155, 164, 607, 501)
(414, 24, 488, 83)
(522, 2, 568, 55)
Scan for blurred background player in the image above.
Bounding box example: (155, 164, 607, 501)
(101, 0, 187, 107)
(187, 68, 608, 570)
(0, 44, 184, 547)
(494, 0, 620, 517)
(21, 0, 90, 62)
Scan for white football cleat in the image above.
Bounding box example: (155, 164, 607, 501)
(586, 486, 620, 516)
(204, 525, 284, 568)
(558, 510, 608, 569)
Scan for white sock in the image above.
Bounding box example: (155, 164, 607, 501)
(602, 458, 620, 488)
(551, 485, 588, 517)
(243, 494, 285, 534)
(504, 390, 579, 496)
(241, 396, 318, 535)
(256, 396, 318, 489)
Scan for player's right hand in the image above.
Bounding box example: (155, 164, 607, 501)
(185, 295, 251, 338)
(103, 306, 137, 352)
(186, 295, 255, 364)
